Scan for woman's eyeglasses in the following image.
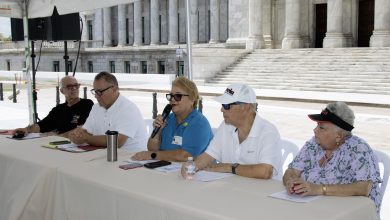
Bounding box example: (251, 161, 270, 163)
(166, 93, 189, 102)
(64, 83, 80, 90)
(221, 102, 245, 110)
(91, 86, 113, 96)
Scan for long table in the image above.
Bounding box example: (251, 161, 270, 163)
(0, 136, 378, 220)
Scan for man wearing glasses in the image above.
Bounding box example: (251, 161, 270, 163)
(68, 71, 148, 152)
(182, 83, 282, 179)
(12, 76, 94, 137)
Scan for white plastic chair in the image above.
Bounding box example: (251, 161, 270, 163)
(144, 118, 154, 136)
(373, 149, 390, 203)
(280, 139, 300, 173)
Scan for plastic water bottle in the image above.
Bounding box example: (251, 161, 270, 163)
(185, 157, 196, 180)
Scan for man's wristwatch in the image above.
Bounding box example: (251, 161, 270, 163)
(232, 163, 240, 174)
(151, 152, 157, 159)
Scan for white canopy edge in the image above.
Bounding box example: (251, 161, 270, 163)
(0, 0, 136, 18)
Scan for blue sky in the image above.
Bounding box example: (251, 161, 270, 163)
(0, 17, 11, 37)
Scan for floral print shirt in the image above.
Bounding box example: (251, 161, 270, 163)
(289, 135, 382, 217)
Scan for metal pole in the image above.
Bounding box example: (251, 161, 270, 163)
(12, 84, 17, 103)
(56, 86, 60, 106)
(198, 97, 203, 113)
(22, 0, 34, 124)
(31, 40, 38, 123)
(152, 92, 157, 119)
(83, 87, 87, 99)
(185, 0, 193, 80)
(0, 83, 3, 101)
(64, 41, 69, 76)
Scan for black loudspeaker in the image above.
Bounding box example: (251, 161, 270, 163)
(11, 7, 81, 41)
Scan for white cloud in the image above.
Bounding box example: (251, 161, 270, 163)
(0, 17, 11, 37)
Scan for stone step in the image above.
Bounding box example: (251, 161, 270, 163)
(207, 48, 390, 95)
(207, 79, 390, 87)
(204, 83, 390, 95)
(212, 76, 390, 82)
(219, 71, 390, 78)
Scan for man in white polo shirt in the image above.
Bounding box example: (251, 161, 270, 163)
(68, 71, 147, 152)
(182, 83, 282, 179)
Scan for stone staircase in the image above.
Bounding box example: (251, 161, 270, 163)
(206, 48, 390, 95)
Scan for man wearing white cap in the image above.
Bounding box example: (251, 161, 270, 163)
(182, 83, 282, 179)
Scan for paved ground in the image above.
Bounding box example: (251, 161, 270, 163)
(1, 83, 390, 219)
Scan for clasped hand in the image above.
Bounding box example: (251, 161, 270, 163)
(286, 178, 318, 196)
(68, 127, 91, 144)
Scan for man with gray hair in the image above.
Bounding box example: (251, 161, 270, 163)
(182, 83, 282, 179)
(12, 76, 93, 137)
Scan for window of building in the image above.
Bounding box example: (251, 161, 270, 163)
(178, 13, 181, 43)
(67, 61, 73, 72)
(88, 61, 93, 73)
(126, 18, 129, 44)
(157, 61, 165, 74)
(142, 17, 145, 43)
(53, 61, 60, 72)
(207, 10, 211, 41)
(141, 61, 147, 74)
(159, 15, 162, 43)
(6, 60, 10, 71)
(87, 20, 93, 40)
(124, 61, 131, 73)
(177, 61, 184, 77)
(109, 61, 116, 73)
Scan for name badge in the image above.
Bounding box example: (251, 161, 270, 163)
(172, 136, 183, 146)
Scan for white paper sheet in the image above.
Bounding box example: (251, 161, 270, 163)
(125, 158, 157, 165)
(7, 132, 41, 140)
(193, 171, 234, 182)
(57, 143, 87, 152)
(269, 190, 321, 203)
(154, 163, 182, 173)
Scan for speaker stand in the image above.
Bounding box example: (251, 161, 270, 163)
(30, 41, 39, 123)
(64, 41, 69, 76)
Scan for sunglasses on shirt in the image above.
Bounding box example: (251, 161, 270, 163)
(221, 102, 246, 110)
(166, 93, 189, 102)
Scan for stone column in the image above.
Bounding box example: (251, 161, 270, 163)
(190, 0, 198, 43)
(117, 4, 127, 46)
(93, 9, 103, 48)
(80, 13, 88, 41)
(103, 7, 112, 47)
(282, 0, 302, 48)
(246, 0, 265, 49)
(209, 0, 220, 43)
(168, 0, 179, 45)
(128, 4, 134, 45)
(323, 0, 346, 48)
(133, 0, 143, 46)
(370, 0, 390, 47)
(263, 0, 273, 48)
(150, 0, 160, 45)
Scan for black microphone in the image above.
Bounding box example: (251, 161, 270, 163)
(151, 104, 172, 138)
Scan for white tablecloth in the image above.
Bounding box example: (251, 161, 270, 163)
(0, 136, 378, 220)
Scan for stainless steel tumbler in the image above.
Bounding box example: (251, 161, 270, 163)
(106, 130, 118, 162)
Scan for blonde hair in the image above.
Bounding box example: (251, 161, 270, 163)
(172, 77, 199, 109)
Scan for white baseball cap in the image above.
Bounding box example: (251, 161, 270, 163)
(214, 83, 257, 104)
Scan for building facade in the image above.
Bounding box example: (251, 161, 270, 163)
(0, 0, 389, 76)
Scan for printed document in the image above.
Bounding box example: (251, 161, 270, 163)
(269, 190, 321, 203)
(193, 171, 234, 182)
